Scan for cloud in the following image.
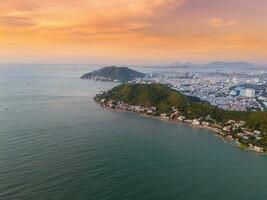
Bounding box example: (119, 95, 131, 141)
(209, 18, 239, 27)
(0, 0, 185, 37)
(0, 15, 36, 28)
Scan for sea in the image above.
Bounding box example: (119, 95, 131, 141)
(1, 64, 267, 200)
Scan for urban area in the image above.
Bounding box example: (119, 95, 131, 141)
(134, 69, 267, 111)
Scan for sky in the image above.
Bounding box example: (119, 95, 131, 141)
(0, 0, 267, 64)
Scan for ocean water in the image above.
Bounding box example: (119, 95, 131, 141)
(1, 65, 267, 200)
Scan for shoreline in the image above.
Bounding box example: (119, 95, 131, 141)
(100, 104, 265, 155)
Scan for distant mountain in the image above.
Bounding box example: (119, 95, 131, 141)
(204, 61, 257, 69)
(81, 66, 145, 82)
(170, 61, 260, 69)
(172, 62, 197, 68)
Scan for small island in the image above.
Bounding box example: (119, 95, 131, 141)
(81, 66, 145, 82)
(95, 83, 267, 154)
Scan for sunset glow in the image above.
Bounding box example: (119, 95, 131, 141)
(1, 0, 267, 64)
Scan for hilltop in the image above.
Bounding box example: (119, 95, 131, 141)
(95, 83, 202, 114)
(81, 66, 145, 82)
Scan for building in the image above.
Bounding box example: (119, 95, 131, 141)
(192, 119, 200, 126)
(229, 90, 238, 96)
(240, 88, 255, 98)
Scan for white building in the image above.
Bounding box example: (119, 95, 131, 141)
(192, 119, 200, 126)
(240, 88, 255, 98)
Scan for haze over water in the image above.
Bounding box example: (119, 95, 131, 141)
(1, 65, 267, 200)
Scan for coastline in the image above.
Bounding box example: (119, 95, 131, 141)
(100, 104, 265, 155)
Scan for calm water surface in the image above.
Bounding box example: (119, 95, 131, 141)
(1, 65, 267, 200)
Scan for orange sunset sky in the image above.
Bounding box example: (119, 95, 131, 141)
(0, 0, 267, 64)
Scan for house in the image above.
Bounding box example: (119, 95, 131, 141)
(106, 100, 115, 108)
(254, 130, 261, 135)
(202, 121, 210, 126)
(184, 119, 193, 124)
(223, 126, 231, 132)
(177, 116, 185, 121)
(243, 136, 249, 140)
(237, 132, 244, 137)
(227, 120, 235, 125)
(192, 119, 200, 126)
(160, 113, 169, 119)
(254, 146, 264, 153)
(226, 135, 234, 141)
(170, 111, 180, 119)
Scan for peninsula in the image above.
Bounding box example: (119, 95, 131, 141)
(81, 66, 145, 82)
(95, 83, 267, 154)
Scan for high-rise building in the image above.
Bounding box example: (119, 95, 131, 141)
(240, 88, 255, 98)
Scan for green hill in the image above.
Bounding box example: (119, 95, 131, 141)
(96, 83, 202, 113)
(96, 83, 267, 133)
(81, 66, 145, 82)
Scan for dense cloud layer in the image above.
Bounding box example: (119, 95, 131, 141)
(0, 0, 266, 64)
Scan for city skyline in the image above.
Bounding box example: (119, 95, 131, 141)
(1, 0, 267, 64)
